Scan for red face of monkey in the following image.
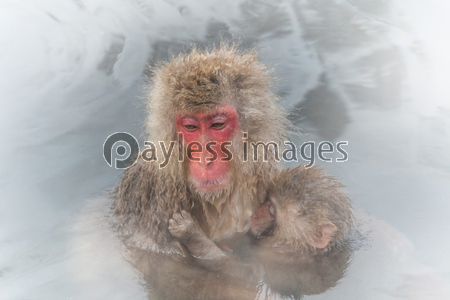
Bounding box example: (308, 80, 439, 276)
(176, 105, 238, 193)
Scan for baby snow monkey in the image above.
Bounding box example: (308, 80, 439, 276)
(250, 166, 353, 252)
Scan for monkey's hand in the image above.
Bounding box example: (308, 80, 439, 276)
(170, 213, 255, 278)
(169, 210, 227, 260)
(169, 210, 203, 241)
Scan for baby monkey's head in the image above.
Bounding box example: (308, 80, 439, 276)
(250, 166, 353, 250)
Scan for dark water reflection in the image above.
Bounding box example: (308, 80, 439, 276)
(0, 0, 449, 299)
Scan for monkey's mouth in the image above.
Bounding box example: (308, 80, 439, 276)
(199, 179, 224, 186)
(191, 176, 228, 192)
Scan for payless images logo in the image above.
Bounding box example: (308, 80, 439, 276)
(103, 132, 349, 169)
(103, 132, 140, 169)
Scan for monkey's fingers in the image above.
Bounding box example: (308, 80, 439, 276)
(181, 210, 193, 221)
(170, 212, 194, 229)
(172, 212, 183, 221)
(168, 218, 177, 230)
(168, 218, 186, 238)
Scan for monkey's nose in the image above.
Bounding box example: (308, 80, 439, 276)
(200, 160, 213, 168)
(198, 152, 214, 167)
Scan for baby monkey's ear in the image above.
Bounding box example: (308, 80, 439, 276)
(307, 222, 337, 249)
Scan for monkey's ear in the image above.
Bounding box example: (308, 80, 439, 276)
(308, 222, 337, 249)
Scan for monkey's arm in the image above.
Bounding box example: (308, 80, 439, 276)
(113, 159, 192, 251)
(169, 210, 226, 260)
(169, 211, 260, 278)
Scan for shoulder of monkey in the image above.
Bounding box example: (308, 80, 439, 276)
(112, 156, 191, 252)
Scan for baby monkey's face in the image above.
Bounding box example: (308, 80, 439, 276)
(249, 195, 277, 238)
(249, 192, 302, 240)
(249, 191, 337, 250)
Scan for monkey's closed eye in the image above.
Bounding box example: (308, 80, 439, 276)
(211, 123, 225, 129)
(184, 125, 198, 131)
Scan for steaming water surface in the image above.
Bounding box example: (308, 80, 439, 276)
(1, 0, 449, 299)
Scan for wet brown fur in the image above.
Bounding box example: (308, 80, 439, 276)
(111, 45, 353, 299)
(112, 44, 289, 252)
